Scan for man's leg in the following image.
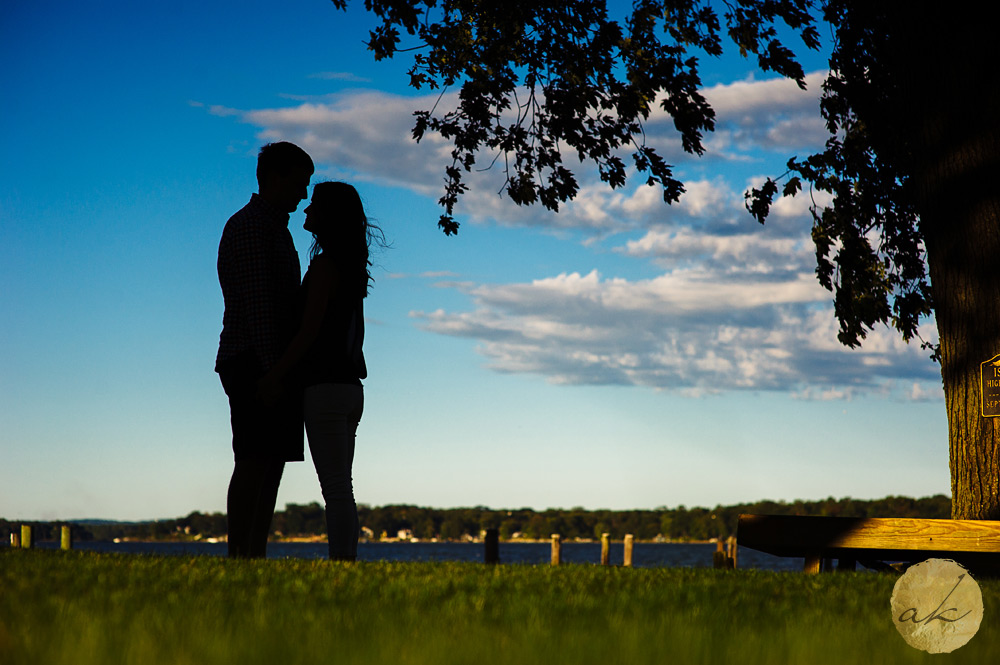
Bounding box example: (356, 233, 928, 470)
(227, 459, 285, 558)
(227, 462, 253, 558)
(220, 355, 297, 559)
(249, 460, 284, 558)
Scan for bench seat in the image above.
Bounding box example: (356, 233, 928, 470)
(737, 514, 1000, 574)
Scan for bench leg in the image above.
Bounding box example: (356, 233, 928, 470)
(803, 554, 821, 574)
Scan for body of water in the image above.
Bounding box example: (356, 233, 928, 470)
(26, 540, 805, 572)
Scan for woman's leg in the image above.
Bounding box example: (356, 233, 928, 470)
(304, 384, 364, 560)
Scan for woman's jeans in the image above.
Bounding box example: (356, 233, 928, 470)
(304, 383, 364, 560)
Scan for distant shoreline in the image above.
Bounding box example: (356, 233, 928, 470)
(18, 536, 719, 546)
(5, 495, 950, 546)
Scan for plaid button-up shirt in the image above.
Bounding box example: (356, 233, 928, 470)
(215, 194, 301, 373)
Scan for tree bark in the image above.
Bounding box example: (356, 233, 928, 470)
(895, 11, 1000, 519)
(921, 160, 1000, 520)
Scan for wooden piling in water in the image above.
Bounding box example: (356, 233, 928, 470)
(550, 534, 561, 566)
(713, 540, 726, 568)
(600, 533, 610, 565)
(484, 528, 499, 564)
(713, 536, 738, 569)
(61, 525, 72, 551)
(623, 534, 634, 567)
(21, 525, 33, 549)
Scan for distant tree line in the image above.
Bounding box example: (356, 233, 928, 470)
(1, 495, 951, 544)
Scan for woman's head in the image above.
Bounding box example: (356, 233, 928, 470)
(304, 182, 381, 296)
(304, 181, 364, 237)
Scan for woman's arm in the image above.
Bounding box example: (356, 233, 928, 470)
(258, 254, 338, 402)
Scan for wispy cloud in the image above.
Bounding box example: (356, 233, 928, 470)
(206, 104, 242, 118)
(385, 270, 461, 280)
(309, 71, 372, 83)
(190, 100, 242, 117)
(412, 269, 940, 398)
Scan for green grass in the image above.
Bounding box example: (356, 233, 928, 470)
(1, 549, 995, 664)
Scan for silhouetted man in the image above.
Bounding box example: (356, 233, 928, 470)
(216, 141, 313, 558)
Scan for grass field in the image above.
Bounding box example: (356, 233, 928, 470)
(1, 548, 995, 664)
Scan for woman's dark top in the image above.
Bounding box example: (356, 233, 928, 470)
(297, 256, 367, 387)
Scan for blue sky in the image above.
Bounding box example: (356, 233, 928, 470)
(1, 1, 948, 521)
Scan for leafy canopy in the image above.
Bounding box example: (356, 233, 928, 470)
(333, 0, 818, 235)
(745, 0, 932, 352)
(332, 1, 930, 353)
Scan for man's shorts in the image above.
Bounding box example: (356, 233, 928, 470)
(218, 351, 304, 462)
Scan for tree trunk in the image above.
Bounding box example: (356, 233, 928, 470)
(896, 12, 1000, 519)
(921, 171, 1000, 520)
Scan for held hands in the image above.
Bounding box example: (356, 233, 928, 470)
(256, 372, 284, 407)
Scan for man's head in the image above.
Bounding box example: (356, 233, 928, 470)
(256, 142, 314, 213)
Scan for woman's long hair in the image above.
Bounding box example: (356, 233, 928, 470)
(308, 182, 384, 298)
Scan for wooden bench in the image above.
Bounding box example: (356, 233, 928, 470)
(737, 514, 1000, 574)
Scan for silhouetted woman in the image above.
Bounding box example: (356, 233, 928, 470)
(260, 181, 381, 560)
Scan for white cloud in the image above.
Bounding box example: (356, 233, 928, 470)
(621, 227, 814, 274)
(908, 382, 944, 402)
(212, 70, 834, 234)
(238, 90, 458, 194)
(411, 268, 940, 398)
(704, 71, 826, 118)
(699, 71, 829, 153)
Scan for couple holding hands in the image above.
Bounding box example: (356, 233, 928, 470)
(215, 141, 381, 560)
